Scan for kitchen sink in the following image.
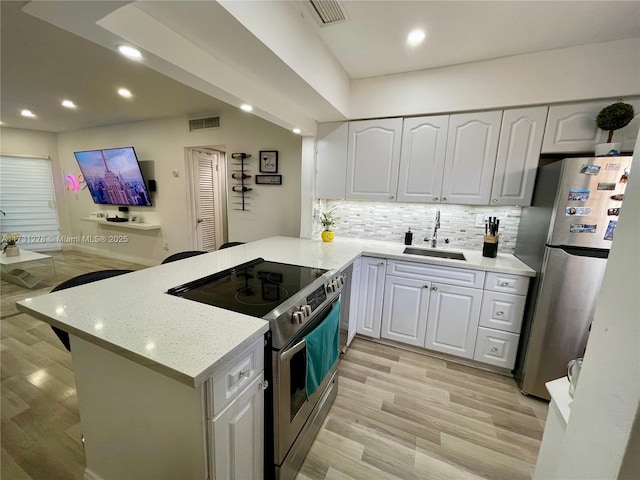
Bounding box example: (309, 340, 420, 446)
(403, 247, 466, 261)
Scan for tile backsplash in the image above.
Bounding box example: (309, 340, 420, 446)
(315, 200, 522, 254)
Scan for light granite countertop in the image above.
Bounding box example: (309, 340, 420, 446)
(16, 236, 535, 388)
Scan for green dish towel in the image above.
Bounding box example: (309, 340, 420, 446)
(305, 302, 340, 398)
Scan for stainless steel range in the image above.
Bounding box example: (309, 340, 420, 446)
(167, 258, 345, 480)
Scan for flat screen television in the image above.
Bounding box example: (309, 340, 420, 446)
(73, 147, 152, 206)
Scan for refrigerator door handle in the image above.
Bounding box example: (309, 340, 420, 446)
(549, 245, 610, 259)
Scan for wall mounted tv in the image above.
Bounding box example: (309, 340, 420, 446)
(73, 147, 152, 206)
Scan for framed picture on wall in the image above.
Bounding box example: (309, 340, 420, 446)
(259, 150, 278, 173)
(255, 175, 282, 185)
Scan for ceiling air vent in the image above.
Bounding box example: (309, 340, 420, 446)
(188, 116, 220, 131)
(308, 0, 347, 25)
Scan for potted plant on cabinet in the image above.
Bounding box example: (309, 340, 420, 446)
(2, 233, 21, 257)
(320, 209, 339, 242)
(595, 102, 635, 156)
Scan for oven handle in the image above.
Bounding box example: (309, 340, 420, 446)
(281, 338, 307, 363)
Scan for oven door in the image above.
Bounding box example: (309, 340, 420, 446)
(272, 297, 340, 465)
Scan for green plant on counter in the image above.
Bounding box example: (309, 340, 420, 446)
(320, 209, 340, 231)
(2, 232, 21, 253)
(596, 102, 635, 143)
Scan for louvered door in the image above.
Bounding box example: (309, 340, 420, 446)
(192, 150, 223, 251)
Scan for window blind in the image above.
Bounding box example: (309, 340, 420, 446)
(0, 156, 62, 251)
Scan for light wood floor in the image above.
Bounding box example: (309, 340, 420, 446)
(300, 340, 548, 480)
(1, 251, 548, 480)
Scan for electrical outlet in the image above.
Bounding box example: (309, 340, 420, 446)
(475, 213, 490, 227)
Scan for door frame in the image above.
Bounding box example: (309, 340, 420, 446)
(185, 147, 228, 250)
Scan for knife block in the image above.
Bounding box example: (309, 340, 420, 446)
(482, 235, 499, 258)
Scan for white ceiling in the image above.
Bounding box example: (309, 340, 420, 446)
(0, 1, 235, 133)
(2, 0, 639, 134)
(310, 0, 640, 79)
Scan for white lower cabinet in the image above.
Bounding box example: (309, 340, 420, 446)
(424, 283, 483, 359)
(347, 258, 361, 346)
(473, 327, 519, 369)
(381, 276, 430, 346)
(479, 290, 526, 334)
(356, 257, 386, 338)
(354, 258, 530, 371)
(211, 374, 264, 480)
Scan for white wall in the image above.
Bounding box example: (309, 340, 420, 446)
(350, 39, 640, 119)
(218, 0, 350, 119)
(56, 111, 302, 264)
(552, 131, 640, 478)
(0, 127, 71, 237)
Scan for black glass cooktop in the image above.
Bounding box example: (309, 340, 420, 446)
(167, 258, 328, 318)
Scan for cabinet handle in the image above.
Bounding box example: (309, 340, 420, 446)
(500, 282, 510, 287)
(492, 199, 498, 204)
(378, 262, 385, 266)
(423, 285, 429, 289)
(491, 347, 499, 352)
(259, 380, 269, 390)
(433, 197, 439, 201)
(389, 196, 395, 199)
(496, 311, 505, 316)
(239, 369, 250, 380)
(441, 197, 447, 202)
(431, 286, 438, 291)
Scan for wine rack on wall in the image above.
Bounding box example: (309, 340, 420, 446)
(230, 153, 252, 211)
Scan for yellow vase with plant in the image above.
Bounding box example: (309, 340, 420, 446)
(320, 209, 339, 242)
(2, 233, 21, 257)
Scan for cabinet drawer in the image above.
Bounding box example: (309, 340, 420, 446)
(473, 327, 519, 369)
(387, 260, 485, 289)
(479, 291, 526, 334)
(209, 337, 264, 417)
(484, 272, 529, 295)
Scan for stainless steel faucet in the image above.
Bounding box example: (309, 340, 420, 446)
(425, 210, 441, 247)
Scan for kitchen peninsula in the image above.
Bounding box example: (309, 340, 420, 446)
(16, 236, 535, 480)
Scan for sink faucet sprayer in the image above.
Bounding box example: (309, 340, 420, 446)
(426, 210, 441, 248)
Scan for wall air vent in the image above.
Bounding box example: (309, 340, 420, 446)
(309, 0, 348, 25)
(188, 116, 220, 131)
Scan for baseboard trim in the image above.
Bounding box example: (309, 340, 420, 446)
(353, 334, 514, 377)
(84, 468, 104, 480)
(66, 244, 159, 267)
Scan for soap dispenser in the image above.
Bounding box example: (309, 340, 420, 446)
(404, 228, 413, 245)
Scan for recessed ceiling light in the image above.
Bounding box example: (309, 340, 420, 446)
(21, 109, 36, 118)
(407, 29, 426, 46)
(62, 100, 77, 109)
(240, 104, 253, 112)
(117, 45, 142, 60)
(293, 128, 301, 134)
(118, 88, 133, 98)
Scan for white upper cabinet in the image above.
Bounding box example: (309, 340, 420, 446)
(346, 118, 403, 201)
(316, 122, 348, 199)
(441, 111, 503, 205)
(396, 115, 449, 203)
(613, 99, 640, 152)
(542, 100, 609, 153)
(541, 99, 640, 154)
(490, 106, 548, 206)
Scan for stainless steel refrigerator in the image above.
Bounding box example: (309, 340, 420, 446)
(514, 156, 632, 400)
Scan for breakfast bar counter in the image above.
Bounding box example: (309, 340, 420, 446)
(17, 236, 534, 387)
